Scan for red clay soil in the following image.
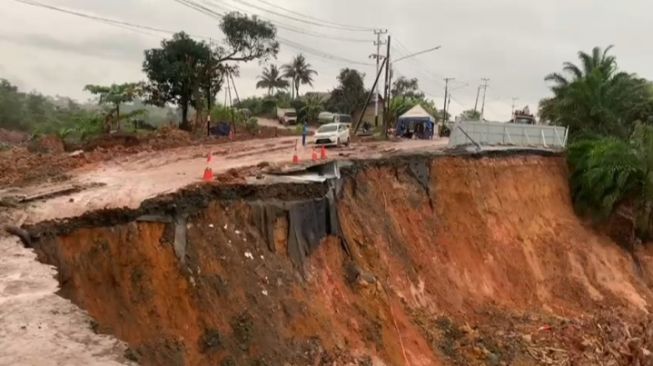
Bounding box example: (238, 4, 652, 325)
(0, 128, 28, 145)
(29, 154, 653, 365)
(0, 126, 298, 188)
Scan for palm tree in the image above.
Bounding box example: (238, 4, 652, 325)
(545, 46, 618, 89)
(539, 46, 653, 140)
(256, 65, 289, 95)
(282, 54, 317, 99)
(568, 123, 653, 241)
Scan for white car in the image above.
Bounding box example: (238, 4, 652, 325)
(313, 123, 351, 146)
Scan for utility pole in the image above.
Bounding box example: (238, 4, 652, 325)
(480, 78, 490, 121)
(229, 69, 240, 105)
(442, 77, 454, 124)
(473, 85, 481, 115)
(370, 29, 387, 127)
(225, 69, 235, 132)
(207, 37, 216, 136)
(382, 35, 391, 139)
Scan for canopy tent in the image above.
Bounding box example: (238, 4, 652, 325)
(396, 104, 435, 139)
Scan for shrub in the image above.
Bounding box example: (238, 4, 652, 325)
(243, 117, 259, 134)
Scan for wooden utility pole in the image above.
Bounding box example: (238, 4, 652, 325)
(442, 77, 455, 124)
(354, 57, 388, 135)
(480, 78, 490, 121)
(371, 29, 387, 127)
(473, 85, 481, 115)
(229, 70, 240, 105)
(382, 35, 391, 139)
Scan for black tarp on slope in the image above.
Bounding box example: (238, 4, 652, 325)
(251, 194, 339, 269)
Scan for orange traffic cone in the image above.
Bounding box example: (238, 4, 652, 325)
(311, 148, 318, 162)
(202, 152, 213, 182)
(320, 145, 327, 160)
(292, 140, 300, 164)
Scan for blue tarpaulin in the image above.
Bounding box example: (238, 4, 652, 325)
(396, 105, 435, 139)
(209, 122, 231, 137)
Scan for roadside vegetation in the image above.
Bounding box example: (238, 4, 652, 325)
(1, 7, 445, 145)
(541, 46, 653, 241)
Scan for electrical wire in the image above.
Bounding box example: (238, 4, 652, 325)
(251, 0, 374, 31)
(173, 0, 374, 66)
(13, 0, 374, 69)
(393, 39, 473, 110)
(232, 0, 373, 32)
(11, 0, 199, 38)
(199, 0, 374, 43)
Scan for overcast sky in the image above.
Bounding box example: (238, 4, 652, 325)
(1, 0, 652, 121)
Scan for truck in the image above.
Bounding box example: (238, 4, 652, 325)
(276, 108, 298, 125)
(510, 106, 537, 125)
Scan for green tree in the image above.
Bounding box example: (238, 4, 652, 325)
(326, 68, 366, 115)
(256, 64, 289, 95)
(301, 94, 324, 124)
(84, 83, 143, 131)
(0, 79, 25, 130)
(539, 46, 653, 140)
(143, 12, 278, 131)
(568, 123, 653, 241)
(143, 32, 211, 131)
(420, 99, 440, 121)
(460, 109, 481, 121)
(282, 54, 317, 99)
(391, 77, 425, 99)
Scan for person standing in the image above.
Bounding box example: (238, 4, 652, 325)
(302, 121, 308, 146)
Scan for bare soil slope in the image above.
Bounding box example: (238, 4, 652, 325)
(27, 152, 653, 365)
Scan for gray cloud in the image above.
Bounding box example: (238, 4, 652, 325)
(0, 32, 148, 61)
(1, 0, 652, 121)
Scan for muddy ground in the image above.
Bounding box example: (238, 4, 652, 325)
(0, 125, 301, 189)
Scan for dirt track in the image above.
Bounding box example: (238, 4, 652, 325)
(2, 136, 448, 224)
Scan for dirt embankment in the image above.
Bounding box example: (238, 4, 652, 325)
(26, 153, 653, 365)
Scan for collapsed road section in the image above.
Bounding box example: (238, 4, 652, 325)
(14, 150, 653, 365)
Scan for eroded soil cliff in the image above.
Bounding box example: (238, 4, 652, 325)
(27, 152, 653, 365)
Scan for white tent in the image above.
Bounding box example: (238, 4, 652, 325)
(399, 104, 435, 121)
(397, 104, 435, 139)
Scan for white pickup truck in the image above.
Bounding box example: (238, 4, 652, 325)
(276, 108, 298, 125)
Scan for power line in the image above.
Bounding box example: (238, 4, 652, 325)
(391, 41, 469, 108)
(232, 0, 373, 32)
(251, 0, 374, 31)
(394, 38, 471, 103)
(200, 0, 373, 43)
(12, 0, 200, 38)
(174, 0, 374, 66)
(277, 37, 373, 66)
(14, 0, 372, 68)
(392, 40, 444, 86)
